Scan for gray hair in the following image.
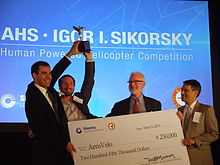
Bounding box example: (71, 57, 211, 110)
(130, 72, 145, 82)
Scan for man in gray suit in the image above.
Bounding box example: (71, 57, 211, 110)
(177, 79, 219, 165)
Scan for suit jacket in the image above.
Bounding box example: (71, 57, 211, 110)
(25, 57, 72, 165)
(71, 62, 97, 119)
(178, 102, 219, 165)
(106, 95, 161, 117)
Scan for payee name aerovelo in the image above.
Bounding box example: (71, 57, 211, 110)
(88, 141, 113, 150)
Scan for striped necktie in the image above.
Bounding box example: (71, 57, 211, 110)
(183, 106, 191, 136)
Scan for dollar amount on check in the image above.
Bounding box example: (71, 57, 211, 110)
(68, 109, 190, 165)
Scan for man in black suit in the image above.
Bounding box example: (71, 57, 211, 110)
(106, 72, 161, 117)
(58, 51, 98, 121)
(25, 41, 82, 165)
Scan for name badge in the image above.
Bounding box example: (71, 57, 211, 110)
(193, 112, 202, 123)
(73, 95, 83, 104)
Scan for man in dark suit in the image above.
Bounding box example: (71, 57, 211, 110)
(25, 41, 82, 165)
(106, 72, 161, 117)
(177, 79, 219, 165)
(58, 51, 98, 121)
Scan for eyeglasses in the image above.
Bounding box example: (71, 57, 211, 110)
(181, 89, 195, 92)
(127, 80, 144, 83)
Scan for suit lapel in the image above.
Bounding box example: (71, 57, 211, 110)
(32, 84, 60, 122)
(124, 98, 131, 114)
(32, 84, 51, 110)
(192, 102, 201, 112)
(144, 97, 150, 112)
(189, 102, 200, 123)
(185, 102, 201, 136)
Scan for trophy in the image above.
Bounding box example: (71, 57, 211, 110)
(73, 26, 91, 52)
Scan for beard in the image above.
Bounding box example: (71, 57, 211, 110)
(64, 93, 72, 96)
(63, 88, 73, 96)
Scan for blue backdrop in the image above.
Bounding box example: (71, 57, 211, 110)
(0, 0, 212, 122)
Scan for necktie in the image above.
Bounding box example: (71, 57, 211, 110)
(47, 90, 60, 122)
(133, 97, 139, 114)
(183, 107, 191, 136)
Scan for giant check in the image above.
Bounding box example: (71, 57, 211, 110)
(68, 109, 190, 165)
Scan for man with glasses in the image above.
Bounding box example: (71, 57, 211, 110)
(106, 72, 161, 117)
(176, 79, 218, 165)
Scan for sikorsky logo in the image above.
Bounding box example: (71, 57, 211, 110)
(0, 93, 16, 109)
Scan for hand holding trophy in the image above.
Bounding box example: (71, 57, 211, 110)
(73, 26, 91, 53)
